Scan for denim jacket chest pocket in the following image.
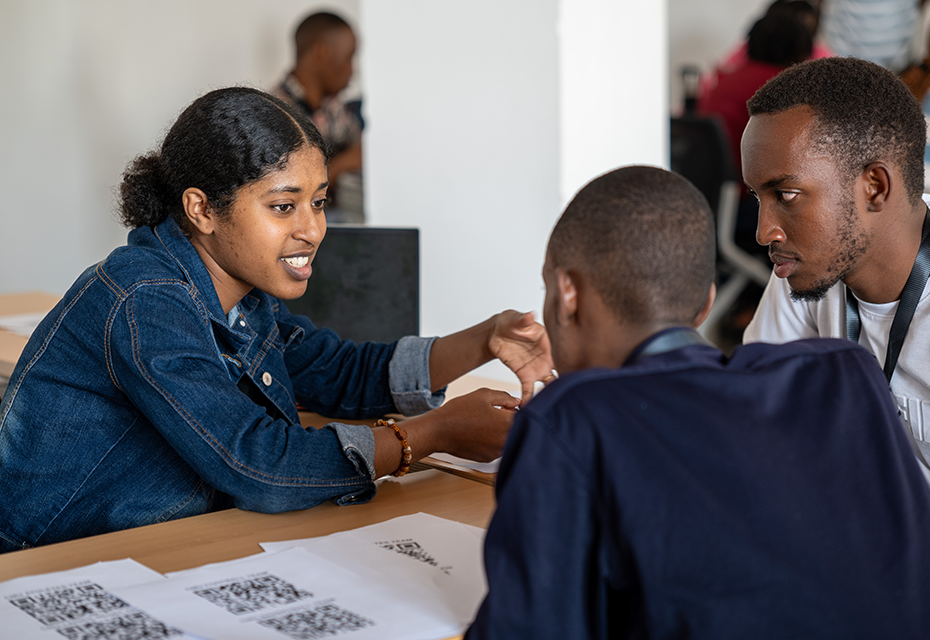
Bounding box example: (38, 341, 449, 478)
(213, 314, 303, 426)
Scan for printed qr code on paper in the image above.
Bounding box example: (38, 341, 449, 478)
(55, 611, 183, 640)
(6, 582, 130, 626)
(190, 572, 313, 615)
(257, 603, 375, 639)
(376, 538, 438, 567)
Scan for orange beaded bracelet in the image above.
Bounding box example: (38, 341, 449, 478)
(377, 418, 412, 477)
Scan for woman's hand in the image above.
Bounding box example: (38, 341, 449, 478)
(425, 388, 519, 462)
(374, 388, 518, 477)
(428, 310, 554, 405)
(488, 311, 554, 405)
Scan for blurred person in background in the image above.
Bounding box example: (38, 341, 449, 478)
(274, 11, 364, 223)
(699, 0, 831, 102)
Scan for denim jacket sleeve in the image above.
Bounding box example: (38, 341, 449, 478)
(276, 303, 445, 419)
(107, 283, 378, 512)
(324, 335, 447, 480)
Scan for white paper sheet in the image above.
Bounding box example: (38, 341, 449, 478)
(0, 311, 47, 338)
(114, 547, 464, 640)
(259, 513, 488, 631)
(429, 452, 500, 474)
(0, 558, 205, 639)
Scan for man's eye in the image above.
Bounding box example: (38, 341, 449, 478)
(777, 191, 799, 203)
(272, 203, 294, 213)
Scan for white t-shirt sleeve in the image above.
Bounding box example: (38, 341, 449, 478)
(743, 271, 820, 344)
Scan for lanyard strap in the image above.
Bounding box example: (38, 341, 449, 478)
(846, 208, 930, 384)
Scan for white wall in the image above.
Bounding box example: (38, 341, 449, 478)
(1, 0, 714, 383)
(561, 0, 668, 204)
(0, 0, 359, 295)
(360, 0, 560, 345)
(361, 0, 667, 380)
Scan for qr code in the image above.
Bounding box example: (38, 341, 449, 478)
(191, 573, 313, 615)
(258, 603, 374, 639)
(7, 582, 130, 626)
(6, 582, 182, 640)
(376, 539, 438, 567)
(56, 611, 183, 640)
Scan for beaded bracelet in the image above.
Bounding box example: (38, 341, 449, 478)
(377, 418, 412, 477)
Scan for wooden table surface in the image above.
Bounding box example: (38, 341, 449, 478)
(0, 469, 495, 583)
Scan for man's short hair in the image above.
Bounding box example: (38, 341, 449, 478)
(295, 12, 352, 60)
(747, 57, 927, 205)
(548, 166, 716, 325)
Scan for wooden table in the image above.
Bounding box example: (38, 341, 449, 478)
(0, 469, 494, 583)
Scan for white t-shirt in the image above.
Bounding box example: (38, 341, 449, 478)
(744, 271, 930, 467)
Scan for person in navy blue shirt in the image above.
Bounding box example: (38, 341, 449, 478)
(466, 165, 930, 639)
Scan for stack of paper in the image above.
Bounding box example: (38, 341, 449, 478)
(0, 513, 486, 640)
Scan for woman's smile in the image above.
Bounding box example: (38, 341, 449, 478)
(281, 252, 315, 280)
(188, 144, 329, 312)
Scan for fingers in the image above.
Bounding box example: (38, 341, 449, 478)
(520, 382, 534, 407)
(473, 387, 521, 411)
(519, 368, 557, 405)
(512, 310, 535, 330)
(497, 309, 538, 337)
(438, 388, 517, 462)
(495, 392, 521, 411)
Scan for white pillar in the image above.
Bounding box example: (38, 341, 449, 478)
(559, 0, 668, 206)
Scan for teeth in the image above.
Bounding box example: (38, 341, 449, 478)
(283, 256, 309, 268)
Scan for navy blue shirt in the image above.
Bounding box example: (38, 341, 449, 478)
(468, 334, 930, 639)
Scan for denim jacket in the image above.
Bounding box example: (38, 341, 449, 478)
(0, 217, 443, 552)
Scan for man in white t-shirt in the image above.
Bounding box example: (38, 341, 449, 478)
(742, 56, 930, 463)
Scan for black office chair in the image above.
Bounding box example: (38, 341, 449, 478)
(669, 115, 771, 338)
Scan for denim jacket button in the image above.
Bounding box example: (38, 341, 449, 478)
(261, 372, 272, 386)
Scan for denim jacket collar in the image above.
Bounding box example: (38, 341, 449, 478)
(149, 217, 290, 360)
(152, 216, 230, 323)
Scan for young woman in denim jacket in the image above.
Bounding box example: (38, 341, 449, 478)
(0, 88, 552, 552)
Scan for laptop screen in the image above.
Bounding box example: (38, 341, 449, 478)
(283, 226, 420, 344)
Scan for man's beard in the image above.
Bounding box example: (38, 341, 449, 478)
(788, 198, 869, 303)
(789, 279, 838, 302)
